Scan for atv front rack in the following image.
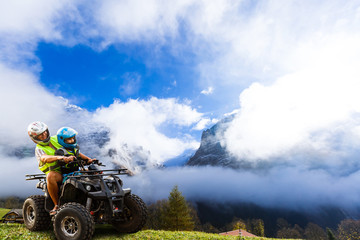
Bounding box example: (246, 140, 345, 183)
(74, 168, 129, 177)
(25, 168, 129, 181)
(25, 173, 46, 180)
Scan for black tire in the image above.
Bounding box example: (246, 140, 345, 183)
(112, 194, 148, 233)
(53, 202, 94, 240)
(22, 195, 51, 231)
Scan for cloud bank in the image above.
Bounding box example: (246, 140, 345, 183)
(125, 166, 360, 212)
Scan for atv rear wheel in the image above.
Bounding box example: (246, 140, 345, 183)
(112, 194, 148, 233)
(22, 195, 51, 231)
(53, 202, 94, 240)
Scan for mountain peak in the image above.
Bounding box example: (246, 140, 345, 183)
(186, 114, 240, 168)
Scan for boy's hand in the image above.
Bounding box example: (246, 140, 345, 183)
(87, 158, 96, 164)
(64, 156, 75, 163)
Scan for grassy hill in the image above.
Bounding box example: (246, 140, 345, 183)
(0, 208, 10, 218)
(0, 223, 302, 240)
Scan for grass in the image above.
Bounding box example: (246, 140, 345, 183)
(0, 223, 303, 240)
(0, 208, 10, 219)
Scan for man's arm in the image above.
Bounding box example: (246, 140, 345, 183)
(41, 155, 66, 163)
(36, 148, 74, 163)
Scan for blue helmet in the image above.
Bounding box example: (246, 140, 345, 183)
(57, 127, 78, 149)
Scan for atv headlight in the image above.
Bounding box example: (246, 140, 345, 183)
(85, 185, 91, 191)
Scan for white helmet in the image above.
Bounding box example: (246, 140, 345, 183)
(27, 121, 50, 145)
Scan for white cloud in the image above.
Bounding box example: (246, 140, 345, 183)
(193, 1, 360, 93)
(0, 153, 40, 197)
(119, 72, 142, 96)
(95, 0, 193, 43)
(0, 0, 65, 38)
(93, 97, 202, 167)
(0, 63, 67, 146)
(193, 118, 218, 131)
(224, 59, 360, 162)
(200, 86, 214, 95)
(0, 0, 76, 66)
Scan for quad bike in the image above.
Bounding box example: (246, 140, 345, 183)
(22, 156, 148, 240)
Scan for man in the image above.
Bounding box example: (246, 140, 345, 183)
(27, 121, 74, 215)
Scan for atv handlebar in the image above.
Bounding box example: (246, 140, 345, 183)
(92, 159, 106, 167)
(58, 158, 106, 167)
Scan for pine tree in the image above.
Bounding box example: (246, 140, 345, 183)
(145, 199, 169, 230)
(248, 219, 265, 237)
(326, 227, 337, 240)
(163, 185, 195, 231)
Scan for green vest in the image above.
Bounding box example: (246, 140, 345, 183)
(37, 136, 63, 174)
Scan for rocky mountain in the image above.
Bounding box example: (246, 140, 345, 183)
(186, 114, 242, 168)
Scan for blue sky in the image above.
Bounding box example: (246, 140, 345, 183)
(36, 42, 203, 111)
(2, 0, 360, 210)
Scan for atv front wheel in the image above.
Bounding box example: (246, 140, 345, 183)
(53, 202, 94, 240)
(112, 194, 148, 233)
(22, 195, 51, 231)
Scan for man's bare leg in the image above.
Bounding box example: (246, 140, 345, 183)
(47, 171, 62, 212)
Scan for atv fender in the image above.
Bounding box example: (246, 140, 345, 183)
(123, 188, 131, 195)
(61, 178, 87, 195)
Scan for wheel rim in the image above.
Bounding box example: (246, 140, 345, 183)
(124, 207, 133, 221)
(26, 205, 35, 223)
(61, 216, 80, 237)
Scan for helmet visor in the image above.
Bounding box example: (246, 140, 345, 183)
(34, 130, 49, 141)
(64, 136, 76, 144)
